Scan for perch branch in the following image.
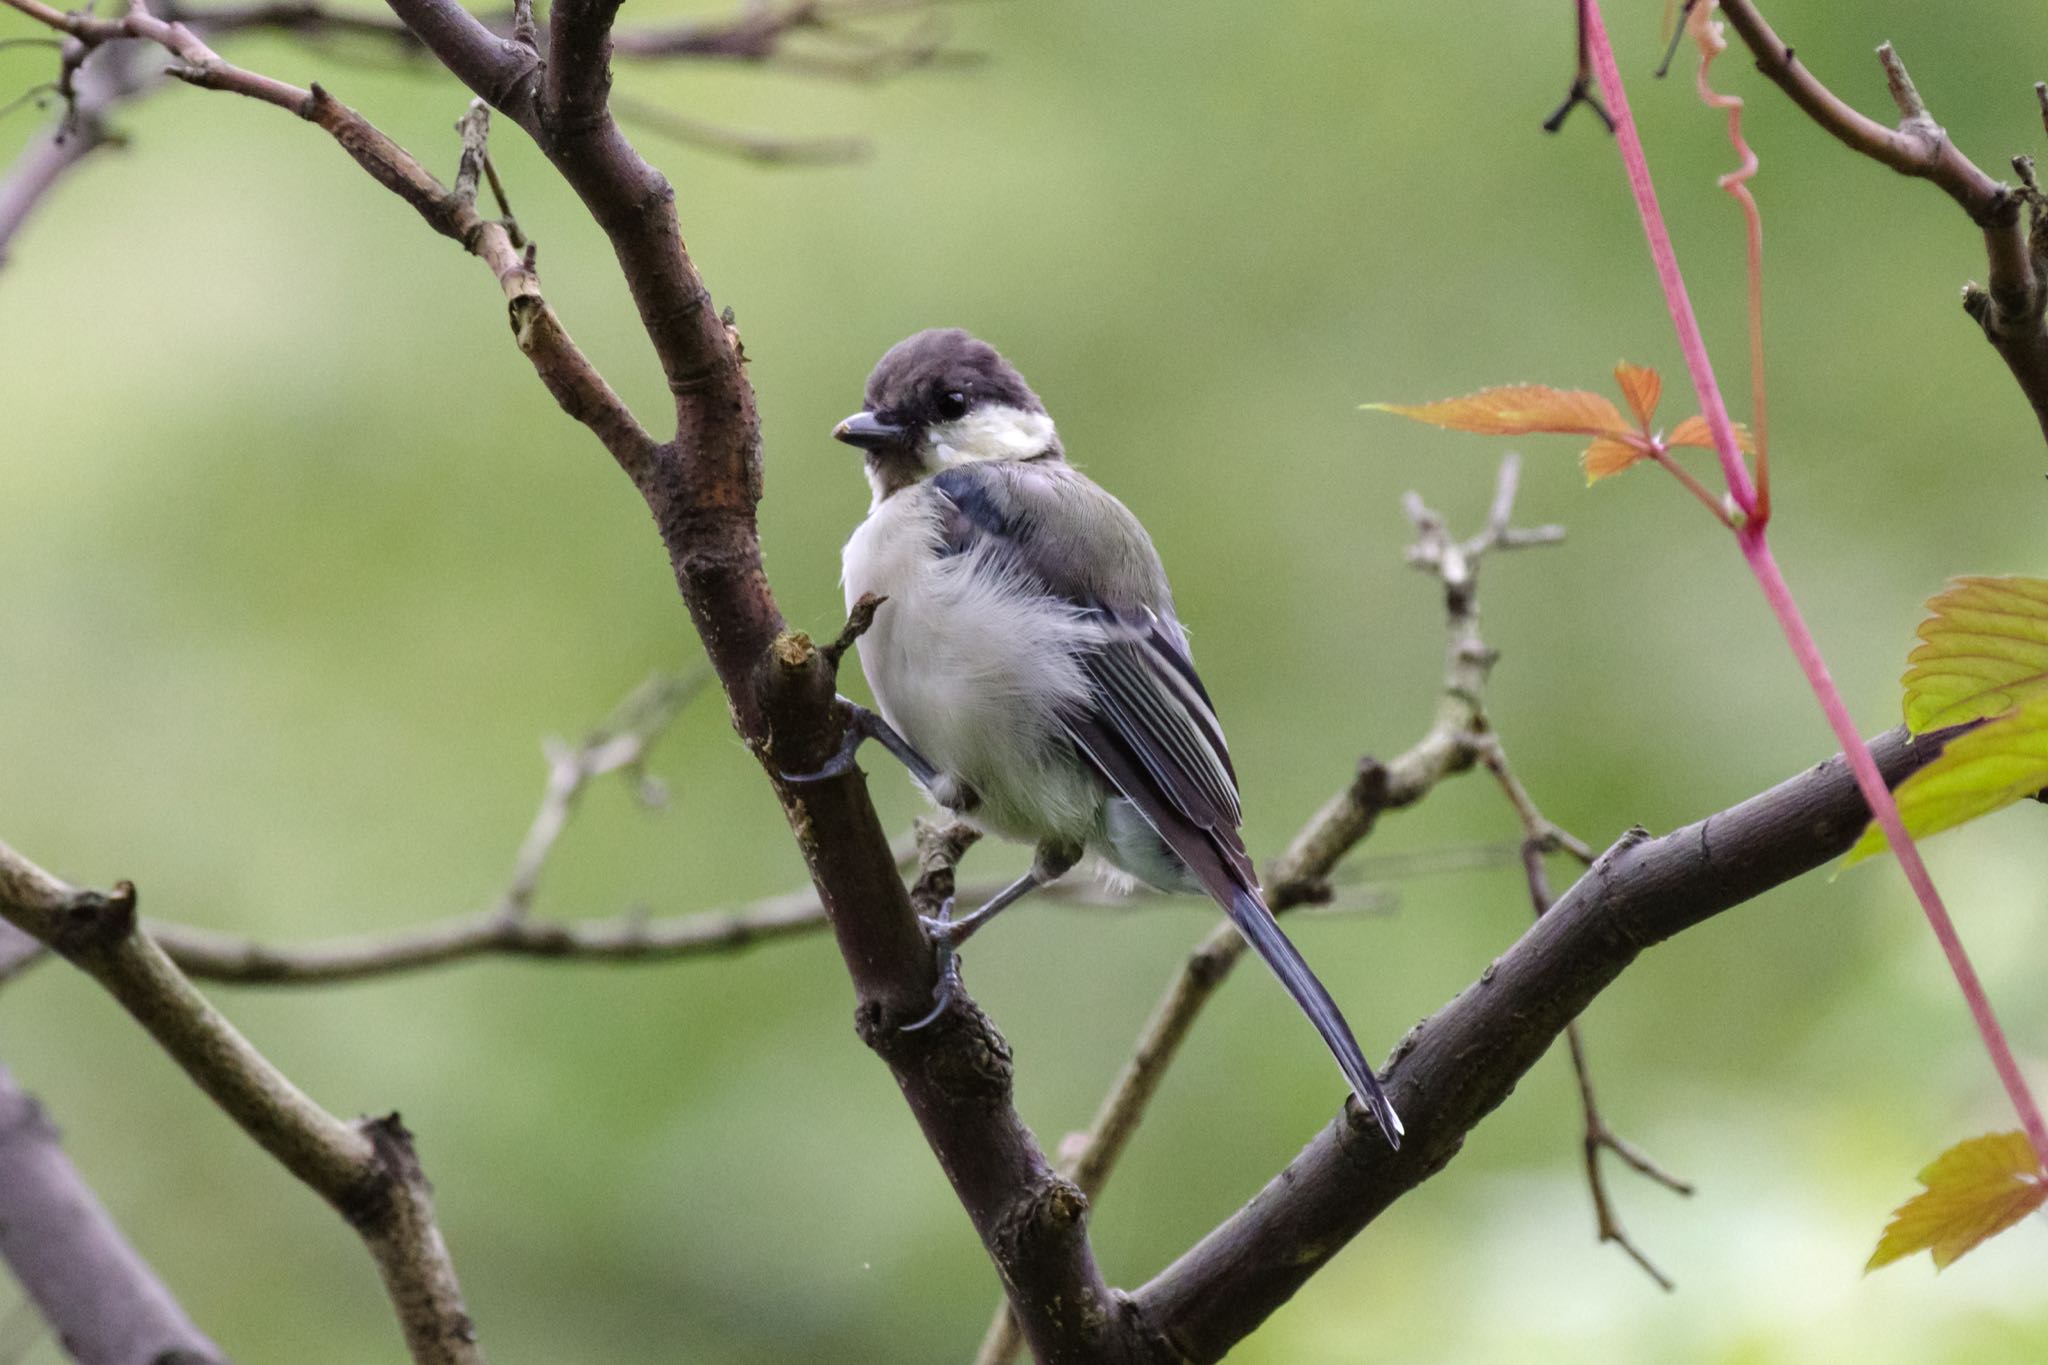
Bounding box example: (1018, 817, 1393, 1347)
(0, 842, 486, 1365)
(1132, 721, 1964, 1361)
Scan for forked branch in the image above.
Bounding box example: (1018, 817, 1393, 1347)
(0, 845, 485, 1365)
(1713, 0, 2048, 444)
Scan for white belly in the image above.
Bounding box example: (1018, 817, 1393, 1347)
(841, 488, 1106, 847)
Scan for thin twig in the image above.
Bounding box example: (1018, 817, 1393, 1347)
(613, 92, 870, 165)
(496, 671, 705, 925)
(147, 888, 830, 984)
(1477, 736, 1690, 1290)
(0, 39, 151, 268)
(0, 0, 659, 480)
(1541, 0, 1613, 133)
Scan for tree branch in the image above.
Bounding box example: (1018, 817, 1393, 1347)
(0, 843, 485, 1364)
(1132, 721, 1962, 1362)
(0, 1062, 230, 1365)
(1714, 0, 2048, 445)
(0, 0, 658, 477)
(0, 39, 153, 267)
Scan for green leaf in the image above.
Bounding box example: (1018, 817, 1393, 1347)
(1868, 1130, 2047, 1272)
(1902, 577, 2048, 732)
(1845, 698, 2048, 863)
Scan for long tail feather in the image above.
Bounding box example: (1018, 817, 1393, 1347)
(1227, 888, 1404, 1149)
(1066, 710, 1403, 1147)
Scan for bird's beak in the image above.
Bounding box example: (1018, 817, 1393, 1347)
(833, 411, 906, 450)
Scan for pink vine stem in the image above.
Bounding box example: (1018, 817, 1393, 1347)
(1580, 0, 2048, 1164)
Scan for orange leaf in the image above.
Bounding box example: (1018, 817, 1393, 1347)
(1867, 1131, 2048, 1272)
(1614, 362, 1662, 428)
(1666, 414, 1756, 454)
(1582, 435, 1649, 483)
(1367, 386, 1633, 438)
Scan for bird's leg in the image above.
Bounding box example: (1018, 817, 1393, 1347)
(781, 697, 940, 787)
(901, 842, 1081, 1033)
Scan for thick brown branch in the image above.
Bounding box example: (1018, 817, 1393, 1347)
(376, 6, 1146, 1353)
(0, 842, 485, 1365)
(1715, 0, 2048, 445)
(1134, 723, 1960, 1362)
(543, 0, 621, 129)
(0, 1063, 230, 1365)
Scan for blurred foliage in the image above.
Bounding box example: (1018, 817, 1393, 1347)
(2, 1, 2046, 1361)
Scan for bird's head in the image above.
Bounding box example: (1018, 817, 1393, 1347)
(834, 329, 1062, 499)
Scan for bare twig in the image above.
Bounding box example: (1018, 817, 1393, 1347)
(142, 0, 978, 77)
(0, 0, 659, 476)
(1478, 736, 1691, 1291)
(5, 856, 1269, 989)
(1714, 0, 2048, 445)
(1543, 0, 1614, 133)
(609, 0, 979, 80)
(0, 1063, 229, 1365)
(977, 456, 1565, 1365)
(612, 91, 870, 165)
(496, 671, 704, 923)
(0, 843, 486, 1365)
(145, 887, 830, 984)
(0, 39, 152, 267)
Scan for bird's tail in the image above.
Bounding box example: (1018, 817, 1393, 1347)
(1226, 888, 1404, 1149)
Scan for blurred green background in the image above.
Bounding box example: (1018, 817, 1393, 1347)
(3, 1, 2045, 1360)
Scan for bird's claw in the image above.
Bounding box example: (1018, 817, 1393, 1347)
(901, 897, 962, 1032)
(781, 698, 941, 787)
(781, 707, 866, 784)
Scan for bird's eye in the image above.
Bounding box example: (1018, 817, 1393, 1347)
(935, 390, 969, 421)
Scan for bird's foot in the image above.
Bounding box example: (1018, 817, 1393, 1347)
(781, 698, 940, 787)
(901, 897, 964, 1032)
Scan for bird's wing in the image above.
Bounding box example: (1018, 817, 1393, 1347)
(1058, 629, 1404, 1148)
(927, 461, 1402, 1145)
(928, 461, 1242, 850)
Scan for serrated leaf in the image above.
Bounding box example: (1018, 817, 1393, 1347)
(1868, 1130, 2047, 1271)
(1845, 698, 2048, 863)
(1582, 435, 1649, 483)
(1901, 577, 2048, 732)
(1614, 361, 1662, 428)
(1366, 386, 1632, 438)
(1665, 414, 1757, 453)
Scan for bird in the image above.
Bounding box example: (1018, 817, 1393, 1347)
(801, 327, 1402, 1149)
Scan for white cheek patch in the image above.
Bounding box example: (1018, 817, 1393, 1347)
(926, 405, 1058, 465)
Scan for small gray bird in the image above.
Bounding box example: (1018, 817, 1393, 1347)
(812, 328, 1401, 1147)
